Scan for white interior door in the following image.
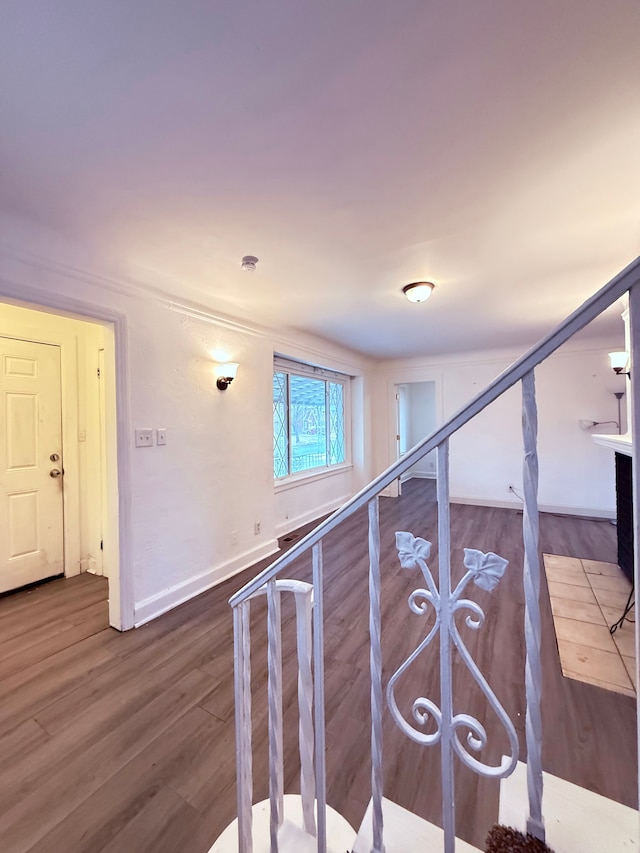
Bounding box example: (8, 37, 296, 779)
(0, 337, 64, 592)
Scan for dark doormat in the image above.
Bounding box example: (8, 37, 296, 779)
(485, 825, 554, 852)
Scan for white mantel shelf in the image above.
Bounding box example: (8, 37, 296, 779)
(592, 433, 633, 457)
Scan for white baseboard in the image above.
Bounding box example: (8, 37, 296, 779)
(133, 538, 279, 627)
(400, 471, 436, 482)
(275, 494, 351, 538)
(450, 495, 615, 519)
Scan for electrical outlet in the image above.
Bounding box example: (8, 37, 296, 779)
(135, 429, 153, 448)
(156, 428, 167, 446)
(254, 521, 261, 536)
(231, 529, 239, 545)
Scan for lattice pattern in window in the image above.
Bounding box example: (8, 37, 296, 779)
(273, 371, 289, 478)
(328, 382, 345, 465)
(273, 365, 347, 479)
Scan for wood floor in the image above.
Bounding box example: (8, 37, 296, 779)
(0, 479, 635, 852)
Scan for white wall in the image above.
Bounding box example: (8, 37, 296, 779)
(0, 211, 374, 626)
(375, 337, 627, 516)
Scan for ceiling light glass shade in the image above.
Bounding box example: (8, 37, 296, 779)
(403, 281, 435, 303)
(609, 351, 629, 372)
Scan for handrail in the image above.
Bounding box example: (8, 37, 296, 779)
(230, 254, 640, 606)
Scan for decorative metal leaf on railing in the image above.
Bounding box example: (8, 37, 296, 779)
(387, 532, 519, 779)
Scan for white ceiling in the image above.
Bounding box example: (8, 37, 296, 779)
(1, 0, 639, 358)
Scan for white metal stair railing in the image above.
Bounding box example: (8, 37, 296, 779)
(250, 580, 315, 843)
(223, 255, 640, 853)
(214, 579, 358, 853)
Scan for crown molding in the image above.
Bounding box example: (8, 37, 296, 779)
(0, 241, 372, 373)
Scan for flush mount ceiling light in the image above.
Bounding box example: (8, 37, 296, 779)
(402, 281, 435, 303)
(241, 255, 259, 272)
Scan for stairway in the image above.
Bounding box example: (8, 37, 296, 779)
(499, 762, 638, 852)
(352, 798, 482, 853)
(210, 795, 356, 853)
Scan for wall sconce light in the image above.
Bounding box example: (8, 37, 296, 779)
(402, 281, 435, 303)
(609, 351, 630, 378)
(215, 362, 239, 390)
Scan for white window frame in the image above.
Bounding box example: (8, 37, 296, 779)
(273, 356, 352, 487)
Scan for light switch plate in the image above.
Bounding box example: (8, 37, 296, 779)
(135, 429, 153, 447)
(156, 429, 167, 446)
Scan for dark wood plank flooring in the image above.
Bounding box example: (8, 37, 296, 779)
(0, 479, 635, 851)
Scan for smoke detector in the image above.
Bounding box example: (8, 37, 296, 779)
(241, 255, 259, 272)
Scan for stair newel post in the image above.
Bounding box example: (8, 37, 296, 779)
(368, 496, 384, 853)
(521, 369, 545, 842)
(267, 579, 284, 851)
(312, 542, 328, 853)
(627, 283, 640, 830)
(294, 586, 317, 836)
(437, 438, 456, 853)
(234, 601, 254, 853)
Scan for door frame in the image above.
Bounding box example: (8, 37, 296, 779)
(0, 280, 133, 631)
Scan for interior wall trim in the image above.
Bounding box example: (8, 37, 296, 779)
(449, 495, 615, 519)
(0, 243, 372, 375)
(0, 271, 134, 631)
(133, 538, 280, 627)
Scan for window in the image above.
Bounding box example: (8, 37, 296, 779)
(273, 358, 348, 479)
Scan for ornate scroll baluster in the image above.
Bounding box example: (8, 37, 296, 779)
(313, 542, 327, 853)
(368, 497, 384, 853)
(388, 534, 519, 772)
(234, 601, 253, 853)
(267, 580, 284, 851)
(522, 370, 545, 842)
(386, 533, 441, 746)
(388, 491, 519, 847)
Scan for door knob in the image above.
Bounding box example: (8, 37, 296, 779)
(50, 469, 62, 478)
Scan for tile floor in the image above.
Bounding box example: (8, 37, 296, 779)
(543, 554, 636, 697)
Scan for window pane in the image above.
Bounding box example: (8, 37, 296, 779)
(273, 372, 289, 478)
(329, 382, 345, 464)
(289, 374, 326, 473)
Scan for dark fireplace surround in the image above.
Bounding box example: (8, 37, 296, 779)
(615, 451, 634, 583)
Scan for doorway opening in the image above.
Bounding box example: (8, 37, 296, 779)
(395, 380, 438, 497)
(0, 299, 126, 629)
